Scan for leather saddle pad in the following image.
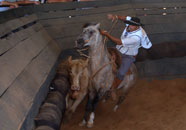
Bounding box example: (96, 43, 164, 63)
(108, 47, 132, 75)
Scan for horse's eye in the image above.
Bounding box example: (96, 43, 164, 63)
(89, 30, 94, 35)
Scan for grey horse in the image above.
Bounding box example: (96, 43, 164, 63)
(75, 23, 138, 128)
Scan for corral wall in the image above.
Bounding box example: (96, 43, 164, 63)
(35, 0, 186, 78)
(0, 14, 60, 130)
(0, 0, 186, 130)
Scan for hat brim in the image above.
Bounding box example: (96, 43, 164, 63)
(124, 20, 144, 26)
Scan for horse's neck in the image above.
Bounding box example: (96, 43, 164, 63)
(89, 37, 110, 71)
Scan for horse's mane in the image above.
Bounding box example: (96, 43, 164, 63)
(83, 22, 100, 30)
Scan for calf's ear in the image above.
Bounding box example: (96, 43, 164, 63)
(68, 56, 72, 66)
(83, 58, 89, 68)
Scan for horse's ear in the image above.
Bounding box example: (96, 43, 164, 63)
(95, 23, 100, 29)
(68, 56, 72, 66)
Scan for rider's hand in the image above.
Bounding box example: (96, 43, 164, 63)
(107, 14, 118, 22)
(100, 30, 108, 36)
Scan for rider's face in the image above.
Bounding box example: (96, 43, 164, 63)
(127, 25, 139, 32)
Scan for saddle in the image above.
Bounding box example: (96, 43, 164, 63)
(108, 47, 132, 75)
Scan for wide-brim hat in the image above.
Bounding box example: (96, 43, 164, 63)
(124, 17, 144, 26)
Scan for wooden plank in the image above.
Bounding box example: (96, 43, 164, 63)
(135, 8, 186, 16)
(0, 40, 60, 130)
(34, 0, 130, 13)
(148, 32, 186, 44)
(0, 14, 38, 37)
(136, 56, 186, 78)
(38, 8, 134, 27)
(39, 5, 186, 26)
(55, 36, 77, 50)
(133, 0, 186, 2)
(19, 14, 37, 24)
(0, 9, 17, 24)
(44, 20, 124, 39)
(143, 23, 186, 34)
(0, 29, 51, 96)
(0, 18, 22, 37)
(38, 5, 186, 26)
(54, 32, 186, 51)
(0, 0, 185, 24)
(40, 6, 186, 27)
(139, 14, 186, 25)
(137, 40, 186, 62)
(34, 0, 186, 13)
(37, 4, 133, 20)
(133, 2, 186, 9)
(36, 2, 186, 20)
(0, 23, 43, 56)
(42, 14, 186, 40)
(42, 16, 186, 37)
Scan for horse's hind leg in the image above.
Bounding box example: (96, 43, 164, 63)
(114, 95, 126, 112)
(102, 90, 111, 103)
(114, 79, 134, 112)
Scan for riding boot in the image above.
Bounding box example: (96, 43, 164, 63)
(110, 77, 122, 101)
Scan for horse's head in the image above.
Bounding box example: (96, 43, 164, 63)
(75, 23, 101, 49)
(68, 56, 89, 92)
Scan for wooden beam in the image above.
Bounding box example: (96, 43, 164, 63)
(0, 23, 42, 56)
(0, 14, 38, 37)
(0, 40, 60, 130)
(0, 28, 51, 96)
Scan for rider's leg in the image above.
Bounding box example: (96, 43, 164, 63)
(111, 54, 135, 100)
(110, 77, 122, 100)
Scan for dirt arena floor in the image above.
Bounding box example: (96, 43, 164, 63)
(61, 78, 186, 130)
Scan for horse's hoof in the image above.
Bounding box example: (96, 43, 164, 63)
(113, 105, 118, 112)
(87, 122, 94, 128)
(79, 120, 86, 127)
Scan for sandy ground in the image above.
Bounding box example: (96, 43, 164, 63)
(61, 78, 186, 130)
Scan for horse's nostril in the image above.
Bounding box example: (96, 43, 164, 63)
(77, 38, 84, 44)
(71, 85, 78, 90)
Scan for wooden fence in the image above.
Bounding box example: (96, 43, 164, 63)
(0, 1, 186, 130)
(0, 14, 60, 130)
(35, 0, 186, 78)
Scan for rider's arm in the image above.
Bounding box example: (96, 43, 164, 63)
(115, 15, 126, 21)
(100, 30, 122, 45)
(107, 14, 127, 22)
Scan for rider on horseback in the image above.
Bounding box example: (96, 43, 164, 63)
(101, 14, 152, 100)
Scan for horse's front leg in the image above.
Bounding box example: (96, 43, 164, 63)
(87, 88, 105, 128)
(79, 91, 95, 127)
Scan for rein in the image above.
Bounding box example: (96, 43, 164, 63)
(77, 47, 90, 58)
(90, 60, 113, 80)
(103, 19, 118, 44)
